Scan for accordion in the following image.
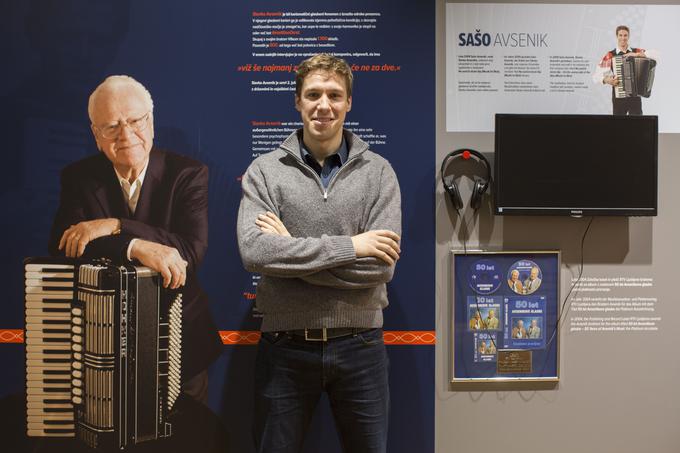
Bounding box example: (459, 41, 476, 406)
(25, 258, 182, 449)
(613, 55, 657, 98)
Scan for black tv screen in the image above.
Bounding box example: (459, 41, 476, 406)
(494, 114, 658, 216)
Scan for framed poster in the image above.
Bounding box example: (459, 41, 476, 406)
(451, 251, 560, 388)
(446, 3, 680, 132)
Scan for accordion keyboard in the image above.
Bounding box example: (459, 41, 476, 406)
(25, 262, 76, 437)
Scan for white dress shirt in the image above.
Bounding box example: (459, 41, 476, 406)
(114, 162, 149, 259)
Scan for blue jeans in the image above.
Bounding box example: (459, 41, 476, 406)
(253, 328, 390, 453)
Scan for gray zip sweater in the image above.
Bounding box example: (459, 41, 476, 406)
(237, 129, 402, 332)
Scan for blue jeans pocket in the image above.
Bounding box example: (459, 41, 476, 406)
(356, 328, 383, 346)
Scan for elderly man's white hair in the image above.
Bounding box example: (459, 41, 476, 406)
(87, 75, 154, 123)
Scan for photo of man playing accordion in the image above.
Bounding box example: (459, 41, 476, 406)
(594, 25, 658, 115)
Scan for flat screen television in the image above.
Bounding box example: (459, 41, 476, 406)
(494, 114, 658, 216)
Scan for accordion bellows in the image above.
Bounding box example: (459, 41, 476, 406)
(613, 56, 656, 98)
(25, 258, 182, 449)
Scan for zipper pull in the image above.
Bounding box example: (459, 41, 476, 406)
(324, 191, 328, 201)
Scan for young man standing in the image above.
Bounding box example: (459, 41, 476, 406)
(594, 25, 649, 115)
(237, 54, 402, 453)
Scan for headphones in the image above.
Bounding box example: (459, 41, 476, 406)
(440, 149, 491, 211)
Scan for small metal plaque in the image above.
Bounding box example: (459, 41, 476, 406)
(497, 349, 532, 374)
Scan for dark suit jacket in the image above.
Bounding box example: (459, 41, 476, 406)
(49, 148, 222, 380)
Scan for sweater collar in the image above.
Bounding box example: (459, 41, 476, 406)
(280, 129, 369, 162)
(299, 135, 348, 167)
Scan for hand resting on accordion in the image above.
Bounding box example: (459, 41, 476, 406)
(58, 219, 187, 289)
(58, 218, 120, 258)
(130, 239, 188, 289)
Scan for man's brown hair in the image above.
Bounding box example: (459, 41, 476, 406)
(615, 25, 630, 35)
(295, 53, 353, 98)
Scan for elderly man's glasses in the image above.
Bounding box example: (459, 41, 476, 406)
(95, 111, 151, 139)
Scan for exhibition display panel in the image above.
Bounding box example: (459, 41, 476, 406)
(451, 251, 560, 387)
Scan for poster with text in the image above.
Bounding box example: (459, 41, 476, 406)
(446, 3, 680, 132)
(0, 1, 435, 452)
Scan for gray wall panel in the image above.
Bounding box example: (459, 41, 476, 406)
(436, 1, 680, 452)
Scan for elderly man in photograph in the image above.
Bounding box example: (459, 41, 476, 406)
(512, 319, 527, 339)
(484, 309, 499, 330)
(48, 75, 222, 403)
(523, 266, 542, 294)
(527, 319, 541, 339)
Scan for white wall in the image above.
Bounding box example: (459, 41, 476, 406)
(435, 1, 680, 452)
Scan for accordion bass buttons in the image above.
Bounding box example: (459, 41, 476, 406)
(166, 293, 183, 410)
(72, 375, 83, 398)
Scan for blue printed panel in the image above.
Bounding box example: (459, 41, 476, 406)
(505, 296, 546, 349)
(0, 1, 435, 452)
(453, 252, 559, 380)
(466, 296, 502, 332)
